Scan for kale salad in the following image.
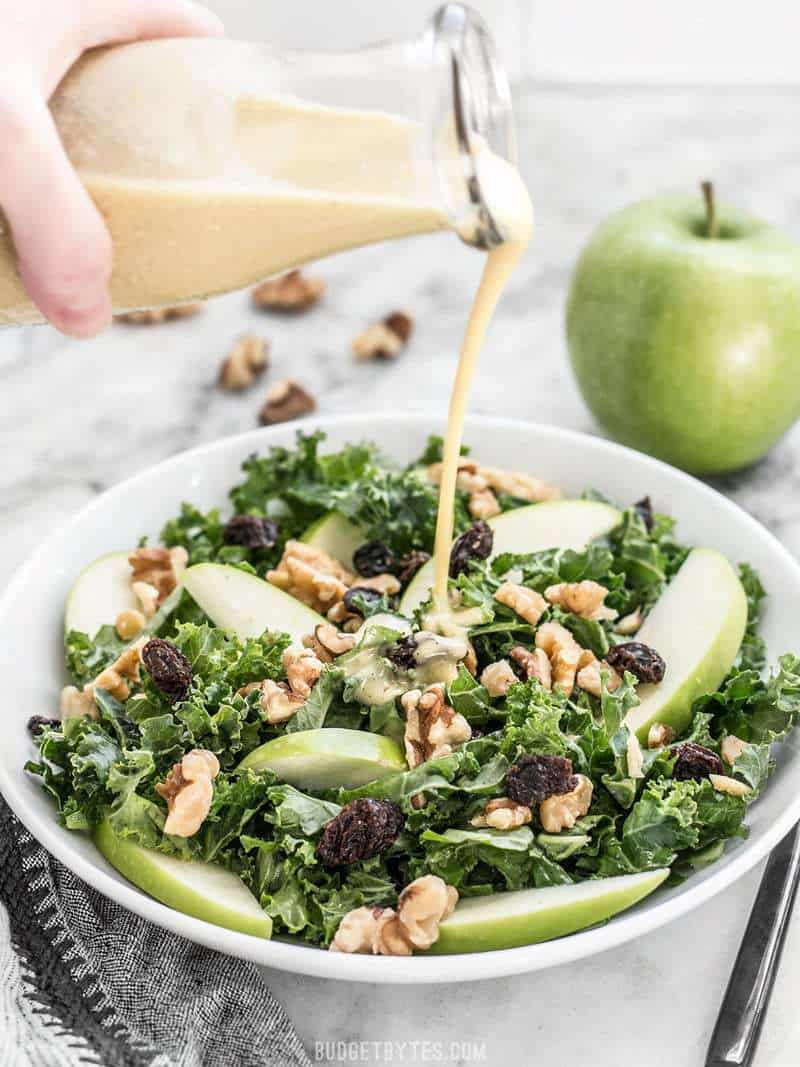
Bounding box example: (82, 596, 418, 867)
(26, 431, 800, 955)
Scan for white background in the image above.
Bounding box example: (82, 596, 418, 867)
(207, 0, 800, 83)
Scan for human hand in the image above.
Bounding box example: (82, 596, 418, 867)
(0, 0, 223, 337)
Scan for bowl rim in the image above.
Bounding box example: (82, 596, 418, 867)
(2, 412, 798, 984)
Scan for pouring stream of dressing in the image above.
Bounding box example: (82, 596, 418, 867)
(430, 152, 534, 625)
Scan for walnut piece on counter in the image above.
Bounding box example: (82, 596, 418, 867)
(470, 797, 532, 830)
(252, 270, 325, 312)
(352, 310, 414, 361)
(401, 683, 472, 769)
(156, 748, 220, 837)
(218, 333, 270, 391)
(258, 378, 316, 425)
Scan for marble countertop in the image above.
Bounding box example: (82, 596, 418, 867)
(3, 83, 800, 1066)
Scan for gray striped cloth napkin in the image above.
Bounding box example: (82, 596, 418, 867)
(0, 795, 310, 1067)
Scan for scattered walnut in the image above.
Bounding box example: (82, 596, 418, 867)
(427, 460, 561, 503)
(259, 378, 316, 425)
(115, 303, 202, 324)
(544, 580, 617, 621)
(240, 679, 305, 724)
(132, 581, 159, 618)
(397, 875, 458, 950)
(303, 623, 356, 663)
(480, 659, 518, 698)
(282, 646, 324, 698)
(252, 269, 325, 312)
(96, 640, 146, 702)
(373, 910, 414, 956)
(329, 906, 384, 954)
(352, 310, 413, 361)
(510, 645, 553, 690)
(626, 733, 645, 779)
(401, 684, 471, 769)
(534, 622, 584, 695)
(480, 465, 561, 503)
(468, 487, 501, 520)
(709, 773, 751, 798)
(156, 748, 220, 837)
(353, 573, 401, 596)
(495, 582, 547, 626)
(721, 734, 748, 766)
(616, 607, 643, 635)
(575, 658, 622, 697)
(329, 875, 457, 956)
(218, 333, 270, 391)
(426, 459, 489, 496)
(115, 608, 145, 640)
(129, 546, 187, 605)
(59, 685, 97, 720)
(471, 797, 532, 830)
(647, 723, 675, 749)
(539, 774, 593, 833)
(267, 540, 355, 614)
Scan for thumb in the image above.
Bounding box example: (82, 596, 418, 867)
(0, 90, 112, 337)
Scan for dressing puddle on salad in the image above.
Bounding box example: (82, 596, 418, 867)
(24, 34, 800, 961)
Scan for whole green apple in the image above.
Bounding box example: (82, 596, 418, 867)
(566, 188, 800, 474)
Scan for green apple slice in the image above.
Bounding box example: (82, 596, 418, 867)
(428, 868, 668, 953)
(400, 499, 621, 616)
(301, 511, 364, 568)
(65, 551, 138, 636)
(94, 818, 272, 938)
(238, 727, 406, 789)
(182, 562, 325, 643)
(624, 547, 747, 742)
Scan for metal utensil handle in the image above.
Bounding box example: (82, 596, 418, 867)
(706, 823, 800, 1067)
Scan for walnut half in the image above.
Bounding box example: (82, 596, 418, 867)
(252, 270, 325, 312)
(330, 875, 458, 956)
(259, 378, 316, 425)
(539, 774, 593, 832)
(400, 684, 471, 769)
(156, 748, 220, 837)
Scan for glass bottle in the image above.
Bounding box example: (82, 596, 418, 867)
(0, 3, 518, 324)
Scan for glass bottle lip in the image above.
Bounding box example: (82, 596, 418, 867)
(430, 3, 518, 250)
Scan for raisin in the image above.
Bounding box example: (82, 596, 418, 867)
(673, 742, 724, 782)
(449, 520, 493, 578)
(634, 497, 654, 533)
(315, 798, 404, 867)
(506, 754, 576, 806)
(222, 514, 280, 550)
(27, 715, 60, 737)
(397, 550, 431, 586)
(606, 642, 666, 684)
(385, 634, 418, 671)
(353, 541, 396, 577)
(343, 586, 384, 614)
(142, 638, 193, 703)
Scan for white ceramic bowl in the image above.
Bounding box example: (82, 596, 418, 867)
(2, 414, 799, 984)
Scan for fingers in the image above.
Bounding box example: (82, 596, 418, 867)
(0, 92, 112, 337)
(83, 0, 224, 48)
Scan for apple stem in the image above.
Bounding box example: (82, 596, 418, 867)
(701, 181, 719, 239)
